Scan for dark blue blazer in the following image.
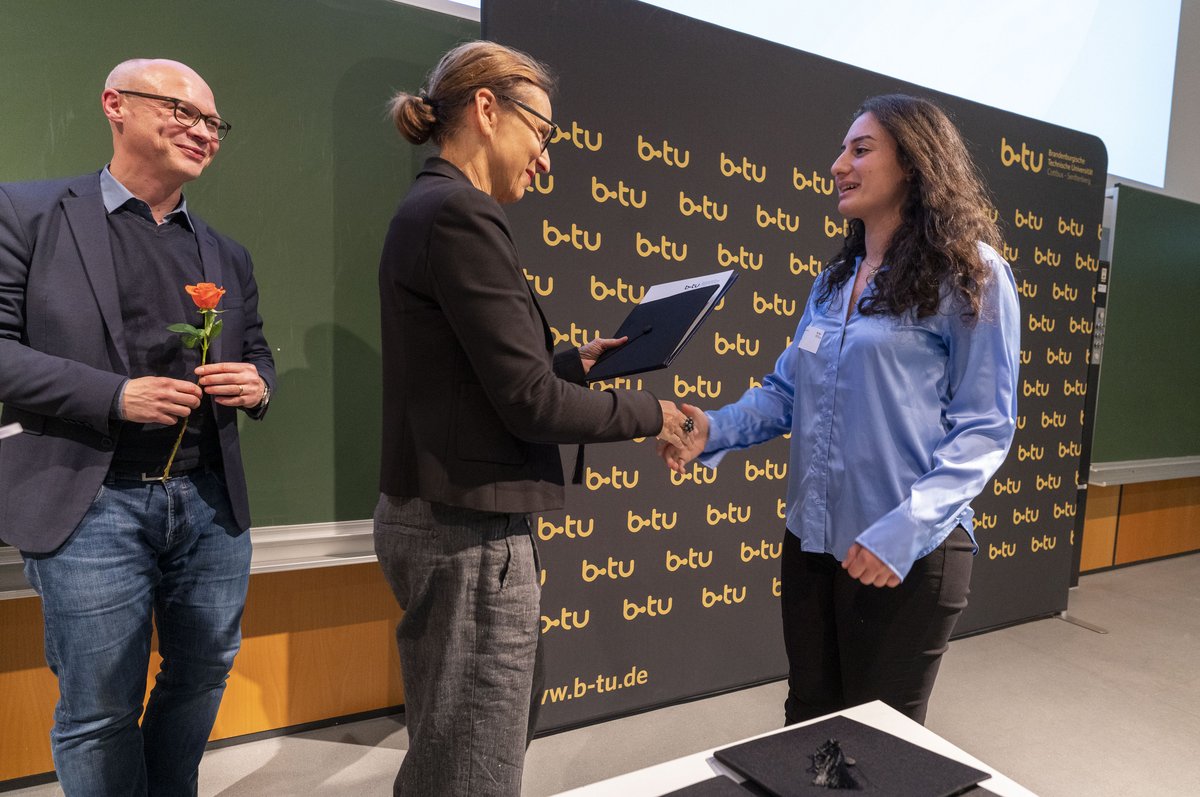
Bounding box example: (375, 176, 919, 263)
(0, 172, 275, 553)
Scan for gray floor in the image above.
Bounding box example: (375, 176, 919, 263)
(7, 554, 1200, 796)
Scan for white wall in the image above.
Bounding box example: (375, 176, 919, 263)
(1126, 0, 1200, 201)
(407, 0, 1200, 202)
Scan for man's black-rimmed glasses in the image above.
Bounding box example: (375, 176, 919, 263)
(497, 93, 558, 152)
(115, 89, 232, 141)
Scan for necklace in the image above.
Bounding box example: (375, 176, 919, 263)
(861, 258, 882, 276)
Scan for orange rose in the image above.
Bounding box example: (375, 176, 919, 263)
(185, 283, 226, 310)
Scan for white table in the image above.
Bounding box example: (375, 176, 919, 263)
(556, 700, 1036, 796)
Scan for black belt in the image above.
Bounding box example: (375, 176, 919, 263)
(107, 463, 213, 483)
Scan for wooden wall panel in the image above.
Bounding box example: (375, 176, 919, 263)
(1080, 484, 1121, 572)
(209, 564, 404, 738)
(1114, 477, 1200, 564)
(0, 598, 57, 781)
(4, 479, 1197, 783)
(0, 563, 404, 783)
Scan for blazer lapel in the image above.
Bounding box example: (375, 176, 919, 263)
(428, 157, 556, 352)
(61, 179, 131, 374)
(192, 217, 227, 362)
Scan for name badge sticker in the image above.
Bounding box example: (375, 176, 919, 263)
(798, 326, 824, 353)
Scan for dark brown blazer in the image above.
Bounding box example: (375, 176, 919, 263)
(378, 158, 661, 513)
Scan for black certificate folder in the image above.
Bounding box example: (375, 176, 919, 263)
(713, 716, 988, 797)
(585, 270, 738, 382)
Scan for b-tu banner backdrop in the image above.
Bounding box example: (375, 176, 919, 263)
(483, 0, 1107, 732)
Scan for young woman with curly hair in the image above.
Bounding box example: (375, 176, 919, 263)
(660, 94, 1021, 725)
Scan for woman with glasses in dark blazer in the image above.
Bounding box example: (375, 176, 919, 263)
(375, 41, 690, 797)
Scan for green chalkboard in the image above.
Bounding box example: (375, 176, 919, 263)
(0, 0, 477, 525)
(1091, 184, 1200, 464)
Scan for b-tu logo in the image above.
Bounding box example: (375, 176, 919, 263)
(792, 168, 833, 194)
(543, 219, 600, 251)
(592, 176, 645, 207)
(722, 152, 766, 182)
(636, 232, 687, 261)
(666, 548, 714, 571)
(627, 508, 677, 533)
(554, 121, 603, 151)
(1000, 137, 1043, 172)
(680, 191, 728, 221)
(637, 134, 689, 167)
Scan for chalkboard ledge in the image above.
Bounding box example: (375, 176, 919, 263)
(1089, 456, 1200, 486)
(0, 519, 377, 600)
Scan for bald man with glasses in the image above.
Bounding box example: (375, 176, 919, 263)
(0, 58, 274, 795)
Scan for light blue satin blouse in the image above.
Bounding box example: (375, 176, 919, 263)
(700, 243, 1021, 579)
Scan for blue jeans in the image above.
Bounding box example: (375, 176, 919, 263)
(22, 469, 251, 797)
(373, 494, 541, 797)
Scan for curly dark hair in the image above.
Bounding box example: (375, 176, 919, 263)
(817, 94, 1002, 319)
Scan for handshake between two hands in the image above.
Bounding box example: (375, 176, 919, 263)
(580, 341, 898, 589)
(653, 399, 898, 589)
(654, 400, 708, 474)
(577, 335, 710, 475)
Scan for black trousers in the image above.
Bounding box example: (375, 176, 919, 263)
(780, 526, 974, 726)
